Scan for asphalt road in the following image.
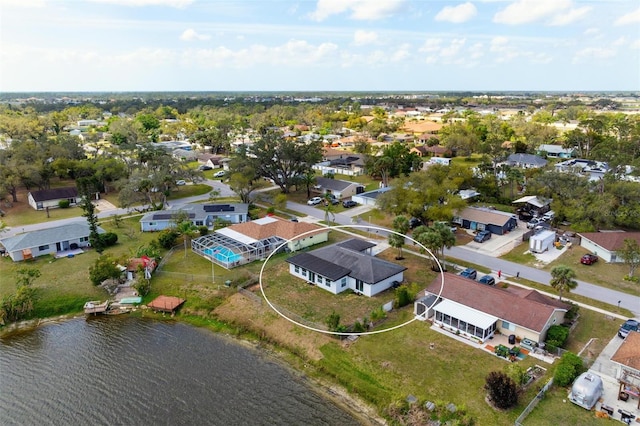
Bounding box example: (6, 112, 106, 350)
(3, 184, 638, 317)
(286, 200, 640, 318)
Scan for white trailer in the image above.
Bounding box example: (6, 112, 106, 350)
(529, 230, 556, 253)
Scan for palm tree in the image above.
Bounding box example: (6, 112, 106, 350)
(389, 216, 409, 259)
(550, 265, 578, 301)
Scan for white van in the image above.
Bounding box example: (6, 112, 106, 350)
(542, 210, 555, 221)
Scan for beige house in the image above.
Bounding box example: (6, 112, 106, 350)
(191, 216, 328, 269)
(415, 273, 569, 344)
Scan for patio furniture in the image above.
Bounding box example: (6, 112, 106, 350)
(600, 404, 614, 416)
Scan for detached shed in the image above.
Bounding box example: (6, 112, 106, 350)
(569, 372, 603, 410)
(529, 230, 556, 253)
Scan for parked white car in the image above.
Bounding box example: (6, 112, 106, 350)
(307, 197, 323, 205)
(213, 170, 226, 178)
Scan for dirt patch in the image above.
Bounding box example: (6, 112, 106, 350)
(214, 293, 332, 361)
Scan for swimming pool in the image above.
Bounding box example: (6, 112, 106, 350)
(204, 246, 243, 264)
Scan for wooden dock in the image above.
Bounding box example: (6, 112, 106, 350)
(147, 295, 185, 313)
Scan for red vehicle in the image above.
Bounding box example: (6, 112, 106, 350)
(580, 254, 598, 265)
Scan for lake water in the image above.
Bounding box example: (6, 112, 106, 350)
(0, 316, 362, 425)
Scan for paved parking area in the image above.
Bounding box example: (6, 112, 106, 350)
(459, 221, 528, 257)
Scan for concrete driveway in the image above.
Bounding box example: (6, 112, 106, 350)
(460, 221, 528, 257)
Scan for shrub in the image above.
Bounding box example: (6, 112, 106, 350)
(352, 320, 366, 333)
(394, 285, 413, 308)
(58, 200, 70, 209)
(485, 371, 518, 409)
(99, 232, 118, 247)
(546, 325, 569, 349)
(370, 306, 386, 322)
(198, 226, 209, 236)
(564, 302, 580, 320)
(157, 229, 179, 249)
(325, 311, 341, 332)
(554, 352, 585, 387)
(506, 363, 527, 386)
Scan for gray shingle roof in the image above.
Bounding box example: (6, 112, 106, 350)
(287, 238, 406, 284)
(287, 252, 351, 281)
(0, 222, 104, 252)
(315, 177, 362, 192)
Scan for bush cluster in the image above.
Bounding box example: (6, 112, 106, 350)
(553, 352, 585, 387)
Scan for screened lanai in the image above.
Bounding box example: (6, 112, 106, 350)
(191, 228, 285, 269)
(433, 299, 498, 343)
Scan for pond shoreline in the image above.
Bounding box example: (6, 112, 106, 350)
(0, 310, 386, 426)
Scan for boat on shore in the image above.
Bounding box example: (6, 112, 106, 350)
(83, 300, 109, 315)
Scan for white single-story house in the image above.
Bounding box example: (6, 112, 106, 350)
(555, 159, 610, 181)
(610, 331, 640, 410)
(505, 153, 548, 169)
(172, 149, 198, 161)
(352, 187, 391, 207)
(286, 238, 406, 297)
(312, 149, 367, 177)
(537, 144, 576, 159)
(197, 154, 224, 169)
(312, 177, 365, 200)
(140, 203, 249, 232)
(0, 222, 105, 261)
(191, 216, 328, 269)
(28, 187, 79, 211)
(579, 232, 640, 263)
(415, 273, 569, 343)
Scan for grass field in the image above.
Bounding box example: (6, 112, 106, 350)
(501, 242, 640, 297)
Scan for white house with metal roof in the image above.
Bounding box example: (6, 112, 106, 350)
(0, 222, 104, 261)
(139, 203, 249, 232)
(312, 177, 365, 200)
(286, 238, 406, 297)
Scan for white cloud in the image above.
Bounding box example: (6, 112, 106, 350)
(353, 30, 378, 46)
(584, 28, 600, 37)
(391, 43, 411, 62)
(434, 2, 477, 24)
(309, 0, 406, 21)
(3, 0, 46, 7)
(490, 36, 509, 52)
(87, 0, 194, 7)
(573, 47, 616, 63)
(493, 0, 572, 25)
(549, 6, 591, 26)
(612, 37, 627, 47)
(631, 40, 640, 49)
(419, 38, 442, 53)
(614, 7, 640, 26)
(180, 29, 211, 42)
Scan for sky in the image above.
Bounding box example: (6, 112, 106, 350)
(1, 0, 639, 92)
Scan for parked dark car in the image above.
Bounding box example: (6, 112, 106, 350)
(459, 268, 477, 280)
(478, 275, 496, 286)
(342, 200, 358, 208)
(580, 254, 598, 265)
(618, 319, 639, 338)
(198, 165, 213, 171)
(473, 230, 491, 243)
(409, 217, 422, 229)
(324, 195, 339, 205)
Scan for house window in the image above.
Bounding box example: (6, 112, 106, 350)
(301, 269, 307, 276)
(195, 221, 204, 226)
(325, 279, 330, 287)
(38, 245, 49, 251)
(294, 265, 299, 273)
(341, 277, 347, 288)
(80, 237, 88, 242)
(317, 276, 323, 284)
(502, 321, 515, 331)
(355, 280, 364, 293)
